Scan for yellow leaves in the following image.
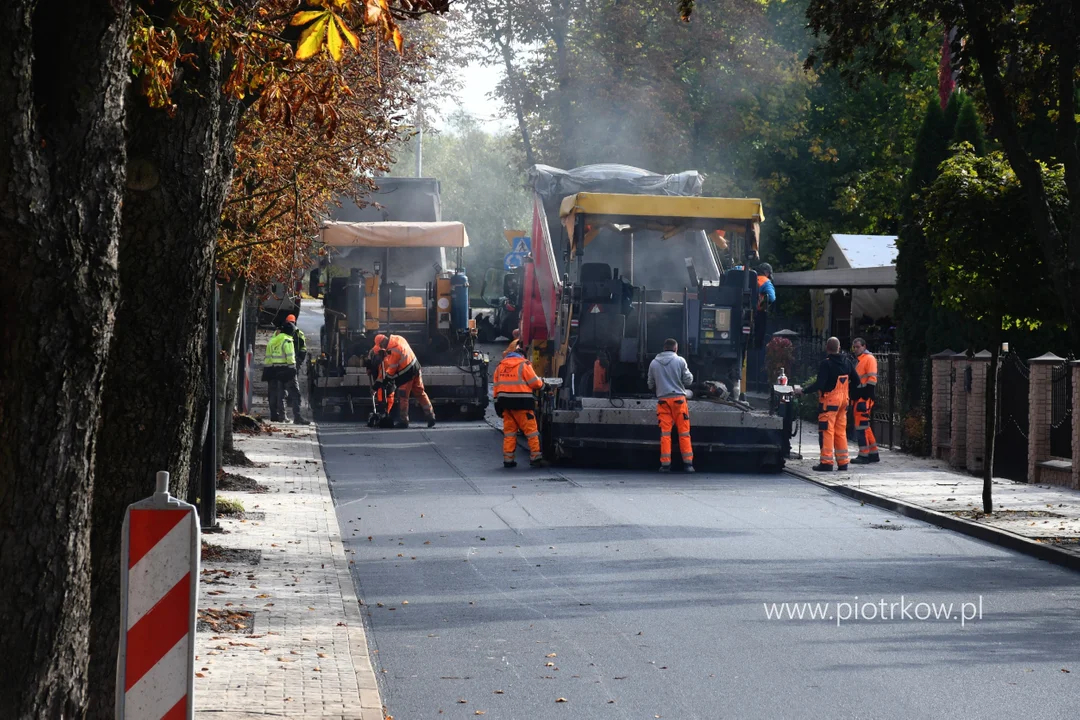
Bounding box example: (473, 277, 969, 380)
(292, 4, 360, 62)
(296, 15, 332, 60)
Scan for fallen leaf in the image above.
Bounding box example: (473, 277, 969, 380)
(318, 653, 328, 658)
(474, 712, 485, 716)
(457, 699, 467, 704)
(556, 697, 567, 703)
(195, 672, 206, 678)
(493, 690, 504, 694)
(546, 653, 557, 658)
(546, 662, 555, 667)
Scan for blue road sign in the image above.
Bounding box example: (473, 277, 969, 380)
(503, 252, 525, 270)
(512, 237, 531, 255)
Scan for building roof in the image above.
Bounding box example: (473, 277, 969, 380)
(830, 234, 898, 269)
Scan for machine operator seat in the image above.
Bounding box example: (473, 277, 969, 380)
(577, 262, 626, 352)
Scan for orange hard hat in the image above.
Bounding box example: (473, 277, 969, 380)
(285, 314, 296, 323)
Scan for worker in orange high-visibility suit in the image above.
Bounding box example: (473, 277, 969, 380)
(796, 337, 858, 471)
(493, 349, 545, 467)
(850, 337, 880, 464)
(371, 334, 435, 429)
(647, 338, 695, 473)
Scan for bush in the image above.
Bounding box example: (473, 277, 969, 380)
(796, 377, 819, 422)
(902, 409, 927, 455)
(765, 337, 795, 384)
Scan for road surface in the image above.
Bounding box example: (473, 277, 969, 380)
(319, 411, 1080, 720)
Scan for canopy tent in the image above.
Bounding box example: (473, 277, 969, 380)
(769, 266, 896, 289)
(319, 221, 469, 248)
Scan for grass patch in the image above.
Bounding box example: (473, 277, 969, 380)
(216, 496, 245, 516)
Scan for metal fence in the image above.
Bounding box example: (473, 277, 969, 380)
(994, 353, 1030, 482)
(1050, 359, 1074, 459)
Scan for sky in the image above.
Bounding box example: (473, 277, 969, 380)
(432, 60, 514, 132)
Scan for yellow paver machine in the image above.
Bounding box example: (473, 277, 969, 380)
(308, 220, 489, 420)
(521, 164, 795, 471)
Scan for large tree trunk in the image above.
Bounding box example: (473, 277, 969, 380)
(217, 276, 247, 458)
(84, 48, 243, 718)
(0, 2, 128, 717)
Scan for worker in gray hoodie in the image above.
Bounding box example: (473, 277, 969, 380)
(647, 338, 695, 473)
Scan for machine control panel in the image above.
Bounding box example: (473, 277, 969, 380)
(699, 305, 732, 341)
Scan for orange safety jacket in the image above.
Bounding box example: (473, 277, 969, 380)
(378, 335, 419, 382)
(853, 351, 878, 401)
(493, 353, 544, 410)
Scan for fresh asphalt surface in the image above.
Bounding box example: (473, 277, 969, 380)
(302, 323, 1079, 719)
(317, 412, 1080, 720)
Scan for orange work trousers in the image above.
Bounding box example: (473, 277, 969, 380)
(394, 371, 433, 423)
(503, 409, 541, 462)
(818, 398, 849, 467)
(853, 398, 879, 458)
(657, 396, 693, 467)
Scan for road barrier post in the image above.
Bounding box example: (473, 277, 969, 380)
(116, 471, 200, 719)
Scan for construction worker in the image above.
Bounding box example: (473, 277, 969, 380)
(851, 337, 880, 464)
(647, 338, 695, 473)
(284, 314, 307, 370)
(756, 262, 775, 310)
(263, 321, 309, 424)
(370, 333, 435, 429)
(493, 347, 545, 467)
(794, 337, 857, 471)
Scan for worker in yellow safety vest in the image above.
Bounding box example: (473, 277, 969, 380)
(263, 322, 309, 424)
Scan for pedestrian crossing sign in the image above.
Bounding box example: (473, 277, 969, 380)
(512, 237, 531, 255)
(589, 304, 601, 314)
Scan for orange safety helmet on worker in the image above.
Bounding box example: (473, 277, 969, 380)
(851, 338, 880, 464)
(493, 349, 545, 467)
(371, 334, 434, 429)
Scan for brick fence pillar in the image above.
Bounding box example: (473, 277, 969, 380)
(949, 353, 969, 469)
(931, 349, 956, 460)
(1027, 353, 1064, 484)
(1073, 361, 1079, 490)
(965, 350, 991, 474)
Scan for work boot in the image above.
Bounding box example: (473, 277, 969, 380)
(530, 457, 547, 468)
(394, 420, 410, 429)
(659, 465, 671, 473)
(427, 415, 436, 428)
(504, 461, 517, 468)
(837, 463, 849, 471)
(869, 454, 881, 463)
(684, 465, 696, 474)
(851, 456, 872, 465)
(811, 463, 834, 472)
(293, 416, 310, 425)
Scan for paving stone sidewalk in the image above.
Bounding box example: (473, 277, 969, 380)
(194, 424, 383, 719)
(783, 417, 1080, 561)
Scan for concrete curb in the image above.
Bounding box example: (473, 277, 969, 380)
(311, 425, 386, 720)
(786, 467, 1080, 574)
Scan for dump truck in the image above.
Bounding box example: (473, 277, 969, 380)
(519, 164, 794, 471)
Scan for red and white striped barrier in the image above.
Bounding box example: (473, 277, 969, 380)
(116, 471, 200, 720)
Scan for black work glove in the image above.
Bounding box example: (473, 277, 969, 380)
(494, 398, 505, 418)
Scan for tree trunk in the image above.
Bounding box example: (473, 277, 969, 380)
(217, 276, 247, 460)
(0, 2, 128, 717)
(983, 339, 1000, 514)
(84, 51, 242, 718)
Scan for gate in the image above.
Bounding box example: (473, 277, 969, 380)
(994, 353, 1029, 481)
(1050, 360, 1073, 459)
